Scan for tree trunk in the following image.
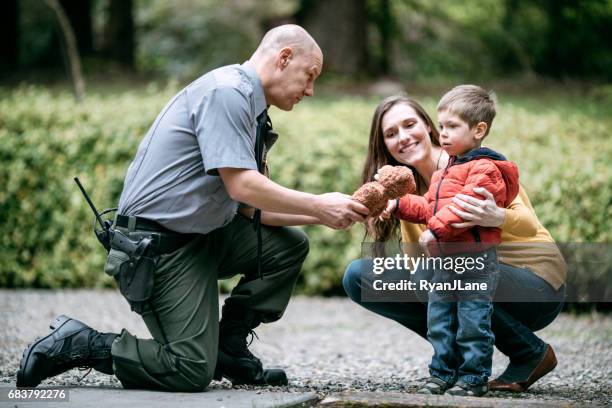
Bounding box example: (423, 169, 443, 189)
(370, 0, 393, 75)
(59, 0, 93, 56)
(0, 0, 19, 73)
(296, 0, 368, 76)
(501, 0, 534, 76)
(45, 0, 85, 101)
(543, 0, 566, 77)
(104, 0, 134, 67)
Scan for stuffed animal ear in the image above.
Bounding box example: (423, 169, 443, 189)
(378, 166, 416, 198)
(352, 182, 387, 217)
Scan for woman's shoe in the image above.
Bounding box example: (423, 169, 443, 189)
(488, 344, 557, 392)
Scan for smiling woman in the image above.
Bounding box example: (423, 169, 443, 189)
(382, 103, 440, 168)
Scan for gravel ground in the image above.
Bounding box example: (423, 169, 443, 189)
(1, 290, 611, 405)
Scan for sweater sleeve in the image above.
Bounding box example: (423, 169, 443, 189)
(396, 194, 429, 224)
(500, 190, 539, 237)
(428, 161, 506, 241)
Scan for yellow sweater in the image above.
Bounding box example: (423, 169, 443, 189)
(400, 186, 566, 289)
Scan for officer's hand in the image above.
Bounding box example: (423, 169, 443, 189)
(325, 218, 355, 230)
(315, 192, 369, 229)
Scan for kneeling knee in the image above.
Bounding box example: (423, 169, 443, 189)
(296, 231, 310, 259)
(285, 227, 310, 260)
(179, 365, 213, 392)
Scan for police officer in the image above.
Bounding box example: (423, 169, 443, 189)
(17, 25, 369, 391)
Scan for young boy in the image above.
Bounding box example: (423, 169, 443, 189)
(385, 85, 519, 396)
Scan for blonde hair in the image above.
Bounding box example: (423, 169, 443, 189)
(437, 84, 497, 135)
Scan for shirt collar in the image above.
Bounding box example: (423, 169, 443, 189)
(241, 61, 267, 117)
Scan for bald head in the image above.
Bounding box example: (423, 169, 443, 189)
(253, 24, 321, 60)
(250, 24, 323, 111)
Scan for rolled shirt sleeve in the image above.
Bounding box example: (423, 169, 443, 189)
(194, 86, 258, 176)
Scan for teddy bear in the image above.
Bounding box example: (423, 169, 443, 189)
(352, 165, 416, 217)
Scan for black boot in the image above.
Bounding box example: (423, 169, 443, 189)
(213, 305, 287, 386)
(17, 315, 117, 387)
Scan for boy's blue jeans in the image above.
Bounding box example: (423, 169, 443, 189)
(425, 248, 500, 386)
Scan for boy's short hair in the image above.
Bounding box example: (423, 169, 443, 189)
(437, 85, 497, 136)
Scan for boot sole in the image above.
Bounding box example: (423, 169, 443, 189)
(213, 362, 289, 386)
(222, 372, 288, 387)
(224, 368, 289, 386)
(16, 315, 72, 387)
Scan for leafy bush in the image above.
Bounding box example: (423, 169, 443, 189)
(0, 84, 172, 288)
(0, 84, 610, 292)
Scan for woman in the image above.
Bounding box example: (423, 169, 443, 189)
(343, 95, 566, 392)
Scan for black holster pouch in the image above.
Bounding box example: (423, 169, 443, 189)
(104, 229, 159, 314)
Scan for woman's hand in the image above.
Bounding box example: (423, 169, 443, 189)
(449, 187, 505, 228)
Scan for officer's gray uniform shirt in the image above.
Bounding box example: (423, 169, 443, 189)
(118, 62, 267, 234)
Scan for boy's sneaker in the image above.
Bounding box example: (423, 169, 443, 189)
(446, 380, 488, 397)
(416, 376, 452, 395)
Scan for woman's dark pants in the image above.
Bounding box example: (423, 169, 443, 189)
(343, 258, 565, 378)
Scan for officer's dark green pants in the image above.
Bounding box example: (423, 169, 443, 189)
(110, 214, 309, 391)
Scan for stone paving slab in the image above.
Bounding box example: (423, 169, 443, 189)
(320, 391, 579, 408)
(0, 384, 320, 408)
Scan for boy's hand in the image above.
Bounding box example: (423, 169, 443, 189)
(418, 229, 437, 256)
(378, 199, 398, 221)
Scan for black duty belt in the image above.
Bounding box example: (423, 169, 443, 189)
(115, 215, 195, 254)
(115, 215, 174, 233)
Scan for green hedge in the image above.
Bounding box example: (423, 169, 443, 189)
(1, 85, 610, 293)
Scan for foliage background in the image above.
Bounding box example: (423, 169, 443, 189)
(1, 0, 610, 295)
(1, 83, 610, 292)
